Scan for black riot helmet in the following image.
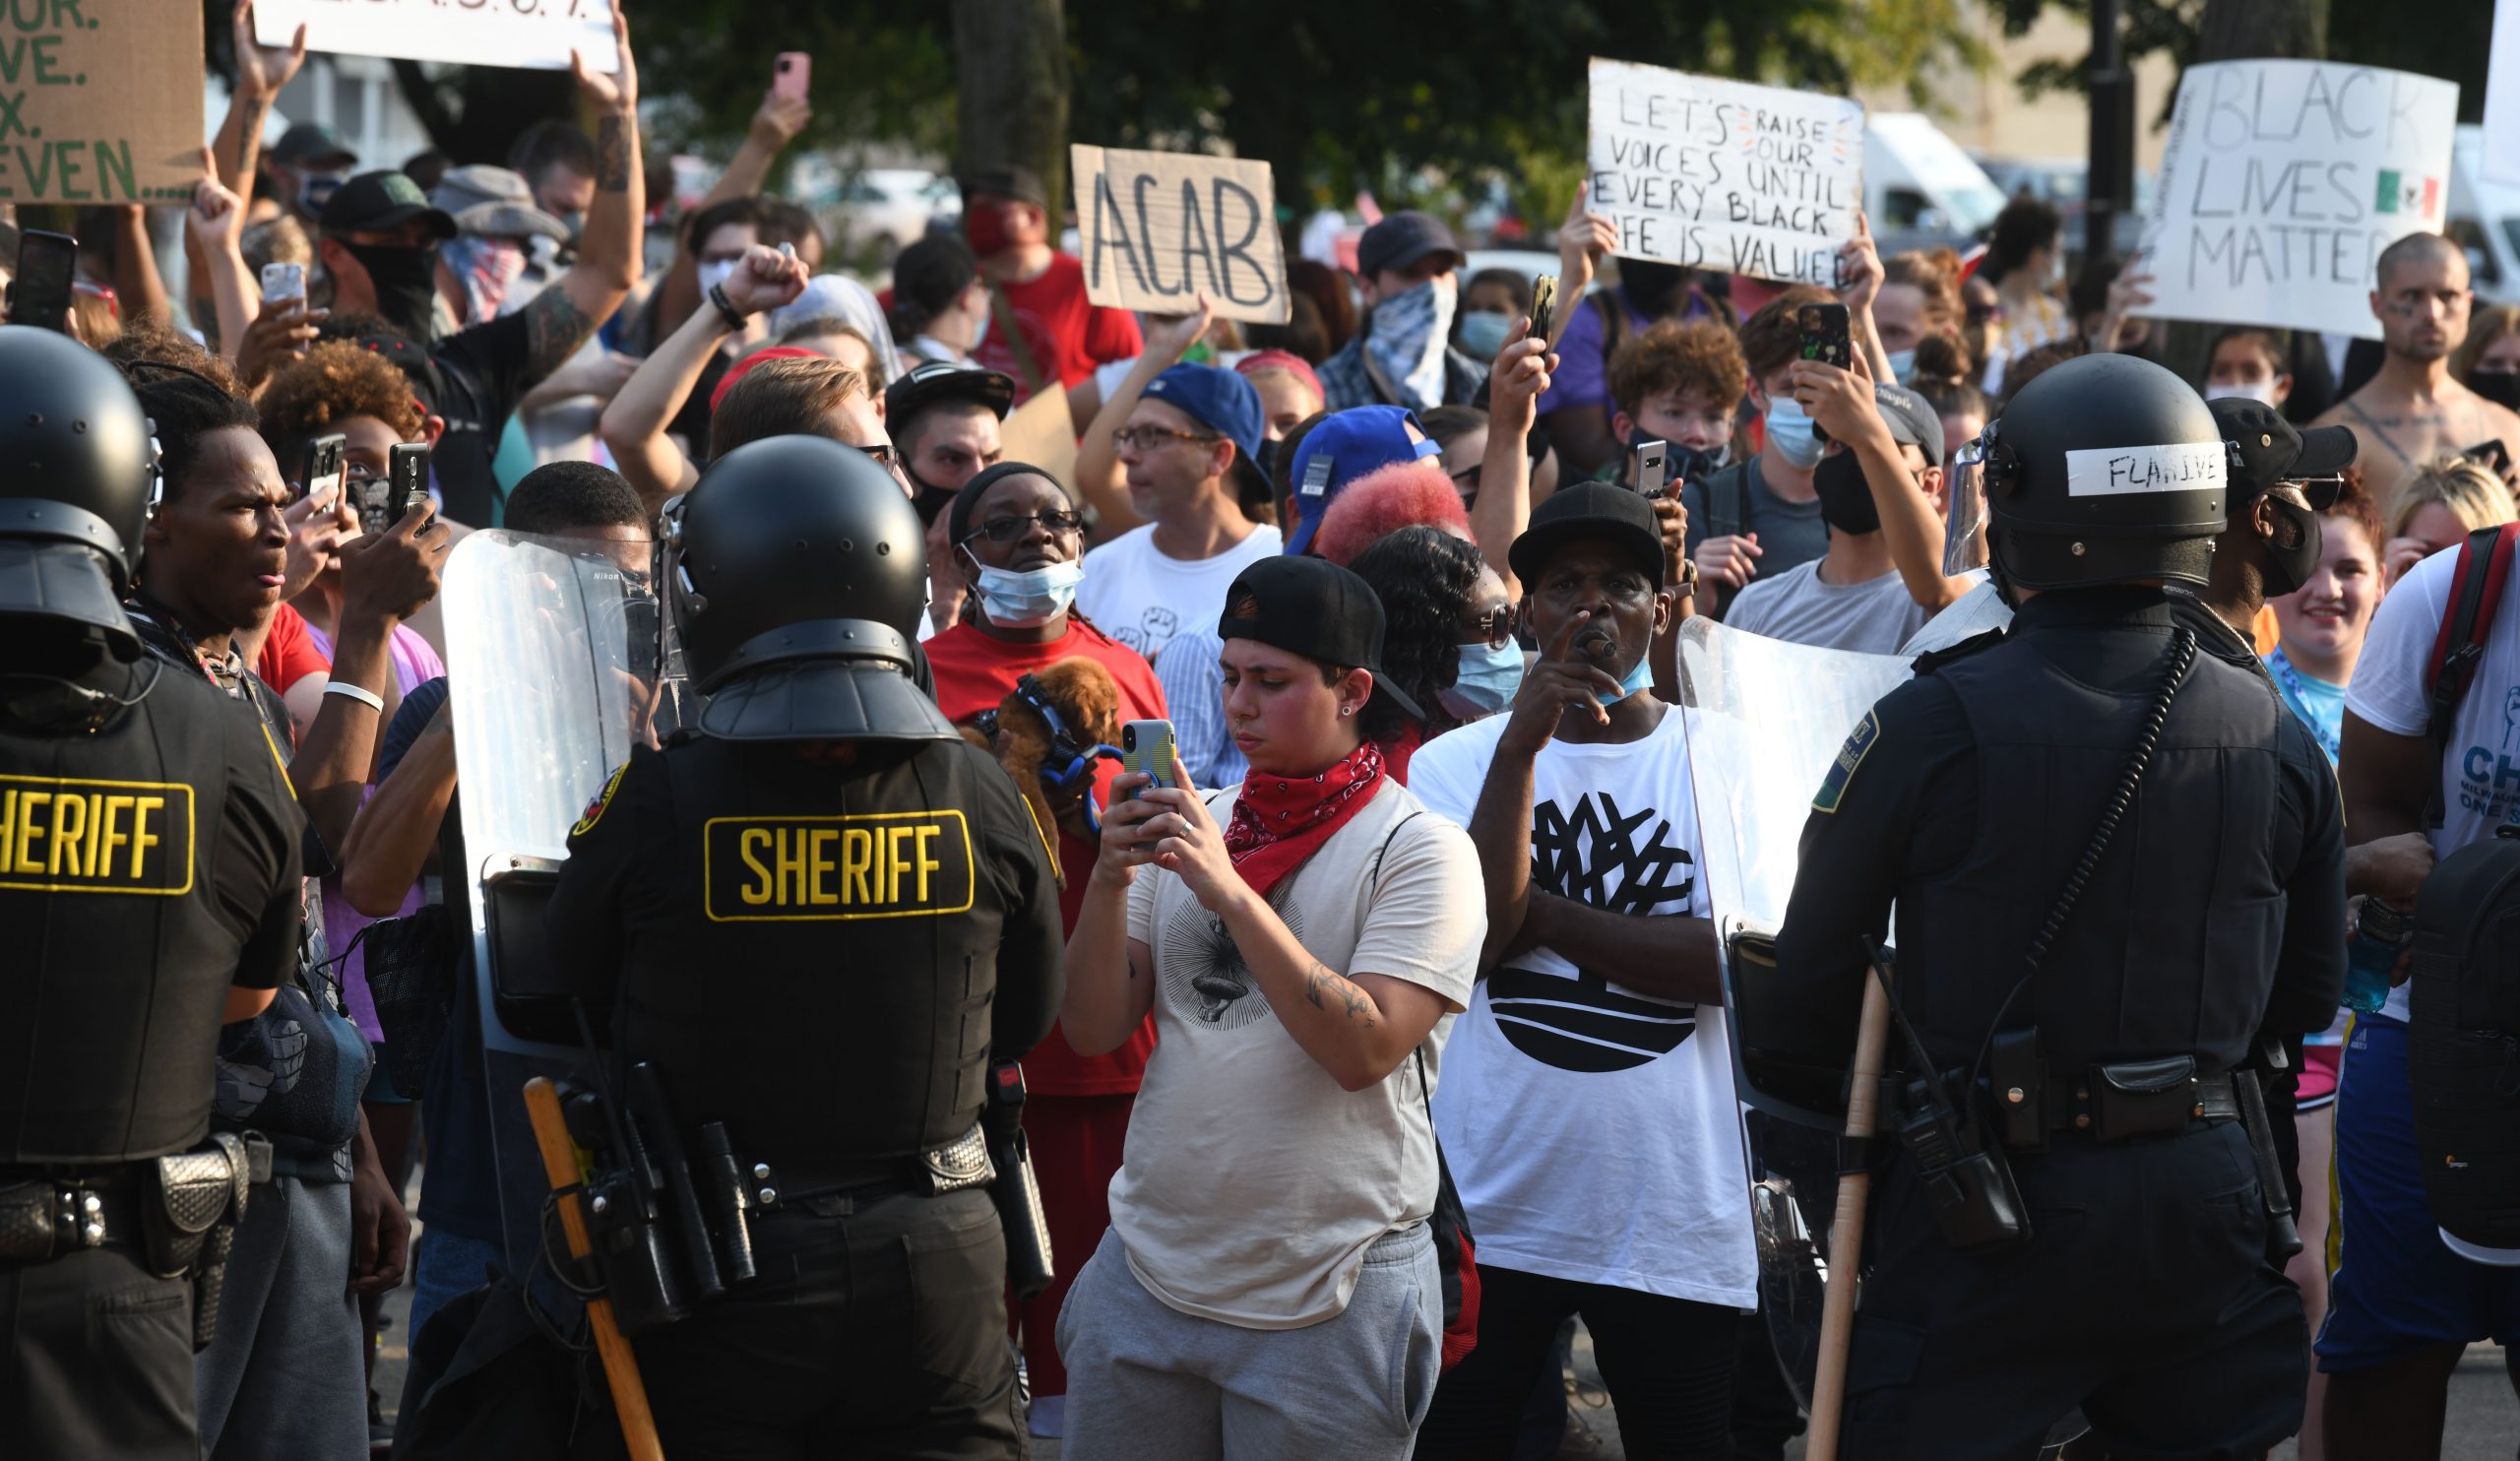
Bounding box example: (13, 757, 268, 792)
(1980, 352, 2228, 593)
(0, 326, 159, 647)
(663, 434, 957, 742)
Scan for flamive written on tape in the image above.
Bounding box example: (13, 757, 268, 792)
(703, 811, 976, 922)
(0, 775, 194, 895)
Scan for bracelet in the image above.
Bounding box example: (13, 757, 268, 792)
(708, 282, 748, 333)
(323, 680, 385, 713)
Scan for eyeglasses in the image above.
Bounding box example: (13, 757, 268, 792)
(962, 510, 1085, 543)
(1111, 425, 1219, 453)
(851, 441, 898, 467)
(1459, 603, 1515, 649)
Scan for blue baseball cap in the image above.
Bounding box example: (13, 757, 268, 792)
(1284, 405, 1443, 556)
(1142, 364, 1266, 492)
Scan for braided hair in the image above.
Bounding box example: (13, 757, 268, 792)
(1347, 525, 1486, 736)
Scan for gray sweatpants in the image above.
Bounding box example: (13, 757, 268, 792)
(193, 1175, 368, 1460)
(1056, 1224, 1442, 1461)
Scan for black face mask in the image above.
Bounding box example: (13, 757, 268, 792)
(2471, 370, 2520, 413)
(343, 241, 439, 344)
(2255, 492, 2324, 599)
(1813, 450, 1881, 535)
(905, 461, 959, 527)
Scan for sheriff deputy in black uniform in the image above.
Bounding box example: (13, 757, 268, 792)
(1761, 352, 2349, 1458)
(0, 327, 306, 1459)
(543, 434, 1065, 1460)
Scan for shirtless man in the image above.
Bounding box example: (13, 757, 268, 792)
(2315, 232, 2520, 510)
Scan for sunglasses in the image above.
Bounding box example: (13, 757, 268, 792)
(1460, 603, 1515, 649)
(962, 510, 1085, 543)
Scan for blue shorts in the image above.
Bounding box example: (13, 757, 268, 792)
(2316, 1014, 2520, 1370)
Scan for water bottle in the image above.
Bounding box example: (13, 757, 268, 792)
(2343, 899, 2413, 1014)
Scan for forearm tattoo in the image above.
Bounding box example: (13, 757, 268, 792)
(233, 98, 267, 177)
(597, 112, 633, 194)
(1304, 963, 1376, 1029)
(524, 285, 598, 380)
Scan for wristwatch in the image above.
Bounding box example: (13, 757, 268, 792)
(1670, 557, 1699, 594)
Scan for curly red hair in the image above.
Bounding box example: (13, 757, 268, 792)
(1311, 459, 1470, 567)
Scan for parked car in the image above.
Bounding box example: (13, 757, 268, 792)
(796, 163, 942, 268)
(1865, 113, 2007, 258)
(2448, 124, 2520, 305)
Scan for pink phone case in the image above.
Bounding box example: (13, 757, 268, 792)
(773, 52, 810, 101)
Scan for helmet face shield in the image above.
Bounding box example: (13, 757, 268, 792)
(1944, 427, 1991, 577)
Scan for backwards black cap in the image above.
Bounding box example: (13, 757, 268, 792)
(1217, 555, 1425, 723)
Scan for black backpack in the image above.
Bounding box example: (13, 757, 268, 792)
(2409, 523, 2520, 1249)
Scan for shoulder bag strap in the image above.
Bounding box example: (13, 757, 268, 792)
(2421, 523, 2519, 830)
(986, 285, 1047, 396)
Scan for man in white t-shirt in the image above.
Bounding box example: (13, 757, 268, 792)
(2328, 529, 2520, 1454)
(1409, 484, 1753, 1457)
(1075, 362, 1281, 663)
(1730, 373, 1981, 654)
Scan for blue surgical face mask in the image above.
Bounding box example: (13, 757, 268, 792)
(1885, 347, 1917, 383)
(1594, 655, 1655, 708)
(1440, 639, 1524, 719)
(970, 559, 1084, 627)
(1765, 394, 1823, 470)
(1456, 309, 1515, 361)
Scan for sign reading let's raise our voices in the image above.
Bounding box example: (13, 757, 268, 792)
(0, 0, 203, 204)
(1072, 146, 1289, 325)
(2137, 59, 2459, 340)
(1586, 58, 1865, 286)
(257, 0, 616, 73)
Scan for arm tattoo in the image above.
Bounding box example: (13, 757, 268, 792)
(524, 285, 598, 381)
(1304, 963, 1376, 1029)
(233, 98, 267, 177)
(597, 112, 633, 194)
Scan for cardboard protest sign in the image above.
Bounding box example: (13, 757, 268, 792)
(997, 381, 1076, 488)
(0, 0, 202, 204)
(2136, 60, 2459, 339)
(2488, 2, 2520, 189)
(1070, 146, 1289, 325)
(257, 0, 617, 74)
(1586, 58, 1864, 287)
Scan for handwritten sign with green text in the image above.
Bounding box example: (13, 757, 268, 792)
(0, 0, 202, 203)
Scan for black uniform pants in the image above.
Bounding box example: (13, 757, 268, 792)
(632, 1184, 1023, 1461)
(0, 1245, 197, 1461)
(1844, 1120, 2306, 1461)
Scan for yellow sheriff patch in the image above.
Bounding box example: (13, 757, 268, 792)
(704, 811, 976, 922)
(0, 775, 195, 896)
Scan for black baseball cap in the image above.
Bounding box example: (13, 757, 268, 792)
(1357, 210, 1465, 282)
(1508, 481, 1665, 588)
(959, 164, 1048, 210)
(2209, 396, 2355, 509)
(271, 121, 357, 167)
(885, 358, 1016, 426)
(319, 171, 457, 240)
(1870, 382, 1945, 468)
(1216, 556, 1425, 723)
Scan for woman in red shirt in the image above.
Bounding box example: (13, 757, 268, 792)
(922, 461, 1165, 1437)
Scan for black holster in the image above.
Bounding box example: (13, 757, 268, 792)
(985, 1061, 1054, 1300)
(140, 1132, 269, 1351)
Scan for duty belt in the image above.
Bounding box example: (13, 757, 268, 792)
(1999, 1064, 2240, 1145)
(0, 1169, 148, 1260)
(740, 1123, 993, 1212)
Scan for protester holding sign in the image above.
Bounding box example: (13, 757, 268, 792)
(2311, 234, 2520, 511)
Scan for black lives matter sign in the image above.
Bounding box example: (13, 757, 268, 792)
(1587, 58, 1864, 287)
(2138, 60, 2459, 339)
(0, 0, 201, 203)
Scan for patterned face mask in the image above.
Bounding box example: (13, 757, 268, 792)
(1365, 277, 1457, 412)
(441, 235, 530, 324)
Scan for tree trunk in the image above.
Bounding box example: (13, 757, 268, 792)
(952, 0, 1071, 220)
(2157, 0, 2333, 385)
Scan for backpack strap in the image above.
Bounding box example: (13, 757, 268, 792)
(2421, 523, 2520, 829)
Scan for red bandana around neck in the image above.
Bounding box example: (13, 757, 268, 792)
(1223, 740, 1387, 898)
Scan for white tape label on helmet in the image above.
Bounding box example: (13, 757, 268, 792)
(2064, 442, 2227, 497)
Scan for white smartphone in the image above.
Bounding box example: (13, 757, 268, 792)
(260, 261, 304, 305)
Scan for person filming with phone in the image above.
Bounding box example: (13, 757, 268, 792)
(1056, 555, 1483, 1459)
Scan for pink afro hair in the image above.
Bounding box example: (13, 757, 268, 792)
(1311, 459, 1470, 567)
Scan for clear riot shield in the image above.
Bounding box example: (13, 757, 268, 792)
(441, 529, 658, 1284)
(1676, 618, 1910, 1413)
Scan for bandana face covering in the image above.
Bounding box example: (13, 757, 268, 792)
(441, 235, 529, 324)
(1223, 739, 1386, 898)
(1365, 277, 1456, 412)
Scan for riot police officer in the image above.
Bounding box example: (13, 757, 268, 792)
(0, 327, 306, 1458)
(543, 433, 1064, 1459)
(1760, 352, 2349, 1457)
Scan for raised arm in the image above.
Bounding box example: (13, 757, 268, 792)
(1538, 186, 1622, 477)
(287, 506, 449, 853)
(1071, 297, 1211, 539)
(1475, 315, 1551, 600)
(1795, 354, 1975, 612)
(598, 242, 804, 514)
(190, 0, 304, 341)
(651, 90, 810, 345)
(523, 11, 645, 381)
(1840, 213, 1893, 383)
(183, 159, 259, 365)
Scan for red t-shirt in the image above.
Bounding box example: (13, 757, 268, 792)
(927, 618, 1166, 1096)
(974, 251, 1144, 399)
(255, 603, 332, 720)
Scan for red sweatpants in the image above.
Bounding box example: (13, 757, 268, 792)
(1007, 1092, 1133, 1398)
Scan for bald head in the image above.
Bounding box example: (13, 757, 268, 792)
(2376, 231, 2466, 293)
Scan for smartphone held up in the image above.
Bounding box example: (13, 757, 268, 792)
(10, 230, 78, 335)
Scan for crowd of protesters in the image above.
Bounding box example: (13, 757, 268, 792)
(8, 5, 2520, 1458)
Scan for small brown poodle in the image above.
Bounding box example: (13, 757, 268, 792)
(961, 657, 1124, 875)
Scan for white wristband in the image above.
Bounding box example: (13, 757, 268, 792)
(323, 680, 385, 713)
